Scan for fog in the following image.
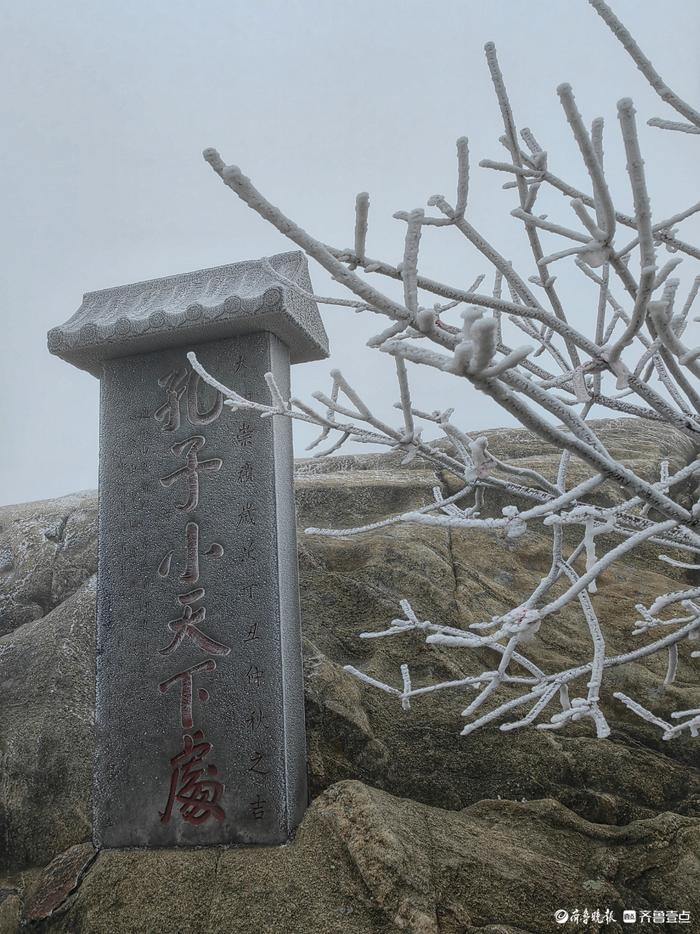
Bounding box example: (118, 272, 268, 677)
(1, 0, 698, 505)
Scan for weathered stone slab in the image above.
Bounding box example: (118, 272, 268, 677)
(47, 251, 328, 375)
(24, 842, 97, 922)
(47, 254, 327, 848)
(94, 332, 307, 846)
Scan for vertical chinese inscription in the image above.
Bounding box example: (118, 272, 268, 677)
(155, 363, 228, 825)
(94, 332, 307, 847)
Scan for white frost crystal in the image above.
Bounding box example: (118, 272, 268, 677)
(195, 1, 700, 741)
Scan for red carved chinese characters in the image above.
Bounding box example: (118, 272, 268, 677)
(155, 362, 228, 826)
(158, 522, 224, 586)
(155, 368, 223, 432)
(160, 730, 225, 825)
(159, 603, 231, 657)
(160, 436, 222, 512)
(159, 659, 215, 730)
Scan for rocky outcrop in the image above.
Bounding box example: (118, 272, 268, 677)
(0, 493, 97, 638)
(0, 580, 94, 870)
(0, 418, 698, 932)
(17, 783, 700, 934)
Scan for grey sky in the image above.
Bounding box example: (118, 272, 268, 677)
(1, 0, 698, 506)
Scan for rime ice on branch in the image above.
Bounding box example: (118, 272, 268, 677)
(194, 2, 700, 741)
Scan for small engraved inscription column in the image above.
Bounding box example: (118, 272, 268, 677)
(47, 253, 328, 846)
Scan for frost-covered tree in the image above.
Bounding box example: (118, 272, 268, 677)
(193, 0, 700, 741)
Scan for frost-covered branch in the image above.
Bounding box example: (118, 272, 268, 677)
(199, 2, 700, 741)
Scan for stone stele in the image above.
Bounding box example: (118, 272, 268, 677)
(47, 251, 328, 847)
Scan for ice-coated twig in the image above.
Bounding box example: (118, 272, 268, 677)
(607, 99, 656, 362)
(649, 301, 700, 379)
(354, 192, 369, 263)
(613, 692, 673, 734)
(557, 83, 615, 245)
(588, 0, 700, 129)
(658, 554, 700, 571)
(455, 137, 469, 217)
(400, 664, 412, 711)
(260, 255, 368, 310)
(510, 208, 589, 244)
(480, 157, 700, 261)
(201, 2, 700, 742)
(485, 42, 582, 369)
(647, 118, 700, 135)
(304, 484, 478, 538)
(401, 209, 423, 315)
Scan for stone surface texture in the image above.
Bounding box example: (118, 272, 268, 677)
(94, 334, 305, 847)
(46, 251, 329, 375)
(19, 783, 700, 934)
(0, 893, 21, 934)
(0, 492, 97, 638)
(24, 845, 96, 923)
(0, 418, 698, 932)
